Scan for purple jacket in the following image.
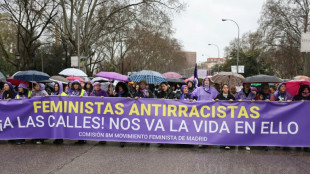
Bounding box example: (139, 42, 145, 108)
(235, 89, 256, 100)
(273, 83, 292, 101)
(90, 89, 108, 97)
(191, 78, 219, 101)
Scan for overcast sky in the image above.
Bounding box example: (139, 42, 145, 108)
(172, 0, 266, 63)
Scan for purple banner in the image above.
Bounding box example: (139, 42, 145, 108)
(0, 96, 309, 146)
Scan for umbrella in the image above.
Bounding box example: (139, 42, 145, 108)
(13, 70, 50, 81)
(0, 72, 6, 82)
(129, 70, 166, 84)
(50, 75, 70, 84)
(59, 68, 87, 77)
(66, 76, 84, 82)
(6, 76, 28, 86)
(293, 75, 310, 81)
(286, 80, 310, 97)
(96, 72, 129, 82)
(162, 72, 182, 79)
(212, 72, 244, 87)
(243, 74, 282, 83)
(91, 77, 109, 83)
(184, 76, 194, 83)
(167, 78, 186, 84)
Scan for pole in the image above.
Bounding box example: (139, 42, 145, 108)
(41, 53, 43, 72)
(77, 20, 80, 70)
(222, 19, 240, 73)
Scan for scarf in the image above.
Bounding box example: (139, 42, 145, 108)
(203, 85, 210, 92)
(302, 93, 310, 97)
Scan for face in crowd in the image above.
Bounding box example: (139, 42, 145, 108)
(244, 83, 251, 91)
(118, 85, 124, 92)
(34, 84, 41, 91)
(261, 84, 270, 94)
(4, 84, 10, 91)
(183, 86, 189, 94)
(161, 83, 168, 92)
(303, 87, 309, 94)
(279, 84, 286, 93)
(187, 82, 193, 88)
(94, 85, 100, 91)
(204, 79, 210, 86)
(54, 84, 59, 92)
(73, 83, 79, 90)
(230, 86, 236, 94)
(140, 82, 146, 90)
(222, 84, 229, 94)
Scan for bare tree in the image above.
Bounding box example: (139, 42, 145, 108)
(0, 0, 59, 70)
(259, 0, 310, 77)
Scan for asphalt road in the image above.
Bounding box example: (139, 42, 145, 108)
(0, 140, 309, 174)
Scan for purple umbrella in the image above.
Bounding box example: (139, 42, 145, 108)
(96, 72, 129, 82)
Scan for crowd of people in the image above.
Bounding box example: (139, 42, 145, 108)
(0, 77, 309, 151)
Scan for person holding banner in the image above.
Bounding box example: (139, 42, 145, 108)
(84, 81, 93, 96)
(68, 80, 87, 97)
(51, 82, 67, 145)
(15, 83, 32, 99)
(90, 82, 108, 97)
(52, 82, 67, 97)
(191, 77, 219, 101)
(293, 84, 310, 101)
(112, 82, 132, 147)
(255, 83, 275, 102)
(235, 83, 256, 101)
(174, 85, 192, 100)
(157, 82, 174, 99)
(186, 80, 195, 93)
(273, 83, 292, 102)
(215, 84, 235, 150)
(1, 82, 16, 100)
(30, 83, 49, 144)
(134, 80, 153, 146)
(31, 83, 49, 97)
(134, 80, 154, 99)
(68, 80, 88, 145)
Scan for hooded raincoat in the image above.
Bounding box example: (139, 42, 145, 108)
(1, 82, 16, 99)
(191, 78, 219, 101)
(90, 82, 108, 97)
(68, 80, 87, 96)
(16, 83, 32, 99)
(31, 83, 48, 97)
(52, 82, 67, 96)
(273, 83, 292, 101)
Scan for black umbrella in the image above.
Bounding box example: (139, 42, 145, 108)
(13, 70, 50, 81)
(243, 75, 282, 83)
(167, 78, 186, 84)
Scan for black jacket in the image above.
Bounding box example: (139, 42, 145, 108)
(215, 93, 235, 101)
(293, 94, 310, 101)
(156, 90, 174, 99)
(134, 89, 154, 98)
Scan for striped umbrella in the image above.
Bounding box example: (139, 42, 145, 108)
(129, 70, 167, 84)
(294, 75, 310, 81)
(162, 72, 182, 79)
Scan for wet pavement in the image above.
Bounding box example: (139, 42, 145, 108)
(0, 140, 309, 174)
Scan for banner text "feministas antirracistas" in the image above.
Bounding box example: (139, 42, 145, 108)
(33, 101, 260, 119)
